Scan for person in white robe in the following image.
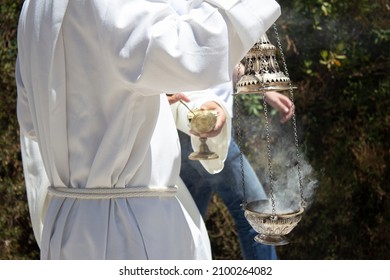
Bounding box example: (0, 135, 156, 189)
(16, 0, 281, 259)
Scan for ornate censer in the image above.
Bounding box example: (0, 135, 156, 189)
(244, 200, 304, 245)
(236, 31, 296, 93)
(235, 24, 306, 245)
(186, 108, 219, 160)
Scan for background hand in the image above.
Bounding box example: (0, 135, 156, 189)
(264, 91, 294, 123)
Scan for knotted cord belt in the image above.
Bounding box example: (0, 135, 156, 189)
(48, 186, 177, 200)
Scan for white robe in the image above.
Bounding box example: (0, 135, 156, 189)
(16, 0, 280, 259)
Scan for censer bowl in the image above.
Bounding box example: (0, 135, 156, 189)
(243, 200, 304, 246)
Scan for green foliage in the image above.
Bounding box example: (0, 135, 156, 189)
(210, 0, 389, 259)
(269, 0, 389, 259)
(0, 0, 40, 259)
(236, 95, 264, 116)
(206, 195, 242, 260)
(1, 0, 389, 260)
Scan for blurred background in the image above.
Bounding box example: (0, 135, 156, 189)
(1, 0, 389, 259)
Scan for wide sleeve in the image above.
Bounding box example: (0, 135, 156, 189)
(98, 0, 281, 95)
(20, 133, 51, 248)
(16, 57, 36, 139)
(171, 89, 231, 174)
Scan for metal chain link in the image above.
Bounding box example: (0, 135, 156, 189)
(273, 24, 306, 207)
(257, 42, 277, 218)
(235, 24, 306, 213)
(233, 62, 247, 207)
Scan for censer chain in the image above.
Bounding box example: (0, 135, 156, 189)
(258, 43, 277, 218)
(235, 24, 306, 217)
(273, 23, 306, 207)
(234, 62, 247, 208)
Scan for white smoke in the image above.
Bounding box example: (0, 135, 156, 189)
(236, 110, 319, 214)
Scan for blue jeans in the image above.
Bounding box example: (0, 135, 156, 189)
(178, 131, 277, 260)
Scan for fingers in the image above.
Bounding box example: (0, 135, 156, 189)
(280, 104, 294, 123)
(191, 101, 227, 138)
(190, 114, 225, 138)
(277, 94, 293, 123)
(264, 91, 294, 123)
(166, 93, 190, 104)
(202, 102, 226, 132)
(205, 113, 225, 137)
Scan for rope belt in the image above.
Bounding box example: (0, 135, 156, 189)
(48, 186, 177, 200)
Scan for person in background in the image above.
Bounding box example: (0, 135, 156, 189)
(16, 0, 281, 259)
(176, 63, 294, 259)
